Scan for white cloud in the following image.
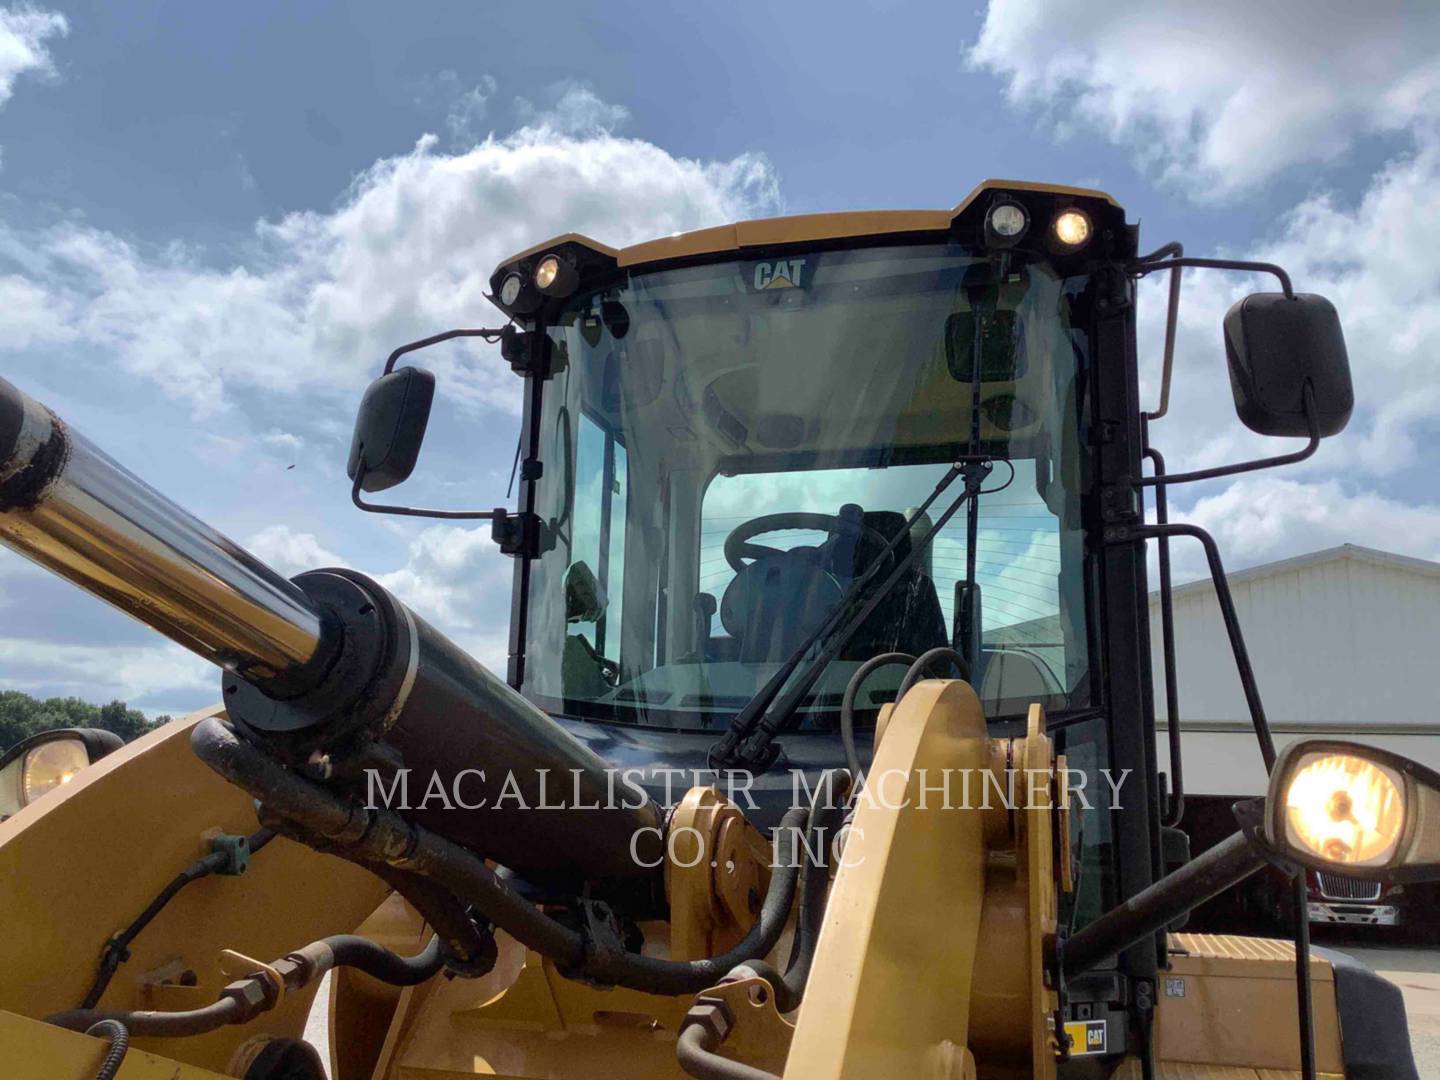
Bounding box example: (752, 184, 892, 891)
(1136, 134, 1440, 482)
(1171, 477, 1440, 577)
(371, 523, 513, 671)
(0, 86, 780, 418)
(0, 5, 66, 109)
(967, 0, 1440, 197)
(246, 524, 343, 578)
(0, 636, 214, 710)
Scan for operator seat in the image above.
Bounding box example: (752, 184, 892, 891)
(718, 546, 844, 663)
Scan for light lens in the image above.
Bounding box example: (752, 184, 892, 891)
(534, 256, 561, 291)
(20, 738, 89, 805)
(1052, 210, 1092, 248)
(988, 203, 1028, 239)
(499, 273, 523, 307)
(1284, 751, 1406, 867)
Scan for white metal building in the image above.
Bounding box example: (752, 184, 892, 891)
(1151, 544, 1440, 797)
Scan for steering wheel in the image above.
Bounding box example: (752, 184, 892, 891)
(723, 512, 890, 573)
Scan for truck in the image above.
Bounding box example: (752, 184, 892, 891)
(0, 179, 1432, 1078)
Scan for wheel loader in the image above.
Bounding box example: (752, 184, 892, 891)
(0, 179, 1432, 1079)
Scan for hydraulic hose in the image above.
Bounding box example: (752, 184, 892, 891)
(677, 1020, 781, 1080)
(259, 812, 496, 974)
(839, 653, 914, 781)
(85, 1019, 129, 1080)
(55, 1000, 243, 1039)
(776, 770, 849, 1006)
(192, 715, 811, 996)
(895, 646, 971, 702)
(49, 937, 443, 1037)
(316, 934, 443, 986)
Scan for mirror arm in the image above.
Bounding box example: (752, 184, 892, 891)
(350, 468, 504, 521)
(1134, 382, 1319, 489)
(383, 328, 507, 375)
(1131, 251, 1296, 421)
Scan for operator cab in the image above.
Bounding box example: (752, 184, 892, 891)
(513, 229, 1097, 742)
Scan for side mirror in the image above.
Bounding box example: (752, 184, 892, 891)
(346, 366, 436, 492)
(1265, 739, 1440, 884)
(1224, 293, 1353, 437)
(0, 727, 124, 817)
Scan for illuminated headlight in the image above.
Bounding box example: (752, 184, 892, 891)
(499, 272, 525, 308)
(985, 200, 1029, 246)
(533, 253, 579, 297)
(1051, 209, 1092, 249)
(21, 738, 89, 806)
(1266, 740, 1440, 881)
(1281, 751, 1404, 866)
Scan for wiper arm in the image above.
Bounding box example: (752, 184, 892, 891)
(708, 457, 992, 770)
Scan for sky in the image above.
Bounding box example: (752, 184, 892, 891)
(0, 0, 1437, 714)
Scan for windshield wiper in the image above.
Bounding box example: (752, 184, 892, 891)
(708, 457, 992, 771)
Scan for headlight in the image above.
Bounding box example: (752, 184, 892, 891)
(1051, 209, 1092, 249)
(498, 272, 525, 308)
(533, 253, 579, 297)
(984, 199, 1029, 247)
(21, 737, 89, 805)
(1282, 751, 1404, 866)
(1266, 739, 1440, 882)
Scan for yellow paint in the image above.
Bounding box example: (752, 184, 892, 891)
(0, 1008, 232, 1079)
(0, 707, 390, 1074)
(785, 678, 992, 1078)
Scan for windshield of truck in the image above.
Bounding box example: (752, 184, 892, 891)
(523, 241, 1093, 730)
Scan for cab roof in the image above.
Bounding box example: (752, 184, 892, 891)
(491, 179, 1120, 279)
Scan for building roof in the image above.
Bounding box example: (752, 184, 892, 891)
(986, 544, 1440, 646)
(1157, 543, 1440, 604)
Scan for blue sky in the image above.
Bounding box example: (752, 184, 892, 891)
(1, 0, 1437, 713)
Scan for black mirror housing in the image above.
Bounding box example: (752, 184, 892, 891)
(1224, 293, 1353, 437)
(347, 366, 436, 492)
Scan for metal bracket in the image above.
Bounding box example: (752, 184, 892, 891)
(208, 833, 251, 876)
(500, 326, 555, 380)
(491, 509, 546, 559)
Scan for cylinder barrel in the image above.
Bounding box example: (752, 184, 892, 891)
(0, 378, 662, 887)
(0, 377, 327, 683)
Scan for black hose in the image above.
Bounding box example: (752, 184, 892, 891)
(53, 1000, 243, 1038)
(319, 934, 443, 986)
(85, 1019, 128, 1080)
(778, 771, 849, 1002)
(677, 1020, 781, 1080)
(894, 647, 971, 703)
(839, 652, 914, 781)
(192, 716, 810, 996)
(260, 812, 495, 973)
(80, 828, 276, 1009)
(49, 935, 443, 1037)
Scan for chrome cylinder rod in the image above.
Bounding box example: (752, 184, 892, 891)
(0, 377, 325, 682)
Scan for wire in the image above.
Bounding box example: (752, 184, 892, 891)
(80, 829, 275, 1009)
(85, 1020, 128, 1080)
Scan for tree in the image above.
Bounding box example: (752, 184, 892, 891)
(0, 691, 170, 753)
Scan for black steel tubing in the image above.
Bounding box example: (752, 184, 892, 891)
(1064, 830, 1266, 974)
(1126, 524, 1276, 769)
(1142, 443, 1184, 827)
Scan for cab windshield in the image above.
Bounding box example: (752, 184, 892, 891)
(524, 241, 1093, 730)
